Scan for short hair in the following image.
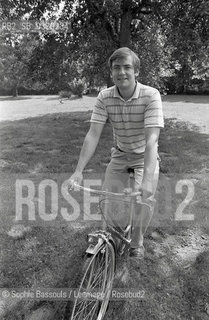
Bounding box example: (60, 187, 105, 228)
(108, 47, 140, 72)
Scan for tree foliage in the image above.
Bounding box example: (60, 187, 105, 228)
(161, 0, 209, 92)
(0, 35, 40, 95)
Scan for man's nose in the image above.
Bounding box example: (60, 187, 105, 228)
(118, 67, 126, 74)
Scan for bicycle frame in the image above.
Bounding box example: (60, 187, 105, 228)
(66, 183, 154, 320)
(72, 183, 152, 256)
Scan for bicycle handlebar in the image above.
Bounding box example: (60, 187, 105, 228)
(71, 183, 155, 210)
(72, 182, 141, 198)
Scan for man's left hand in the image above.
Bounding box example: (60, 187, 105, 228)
(141, 179, 153, 202)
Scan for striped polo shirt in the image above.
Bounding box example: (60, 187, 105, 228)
(90, 82, 164, 154)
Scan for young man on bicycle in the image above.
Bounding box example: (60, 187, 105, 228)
(69, 47, 164, 260)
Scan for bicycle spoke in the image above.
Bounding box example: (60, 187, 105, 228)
(73, 299, 99, 320)
(83, 252, 106, 290)
(83, 300, 99, 320)
(90, 258, 105, 288)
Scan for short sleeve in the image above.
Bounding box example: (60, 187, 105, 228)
(144, 90, 164, 128)
(90, 92, 108, 124)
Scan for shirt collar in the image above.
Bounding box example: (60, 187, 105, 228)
(113, 81, 141, 101)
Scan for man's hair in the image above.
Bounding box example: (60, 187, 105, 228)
(108, 47, 140, 72)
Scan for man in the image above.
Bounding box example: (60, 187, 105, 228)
(69, 47, 164, 259)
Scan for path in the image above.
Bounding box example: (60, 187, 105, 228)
(0, 95, 94, 121)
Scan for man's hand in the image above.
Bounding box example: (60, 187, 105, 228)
(141, 179, 153, 202)
(68, 172, 83, 190)
(136, 181, 155, 206)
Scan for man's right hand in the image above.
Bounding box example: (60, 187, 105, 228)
(68, 171, 83, 190)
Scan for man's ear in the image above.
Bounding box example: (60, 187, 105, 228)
(135, 71, 139, 77)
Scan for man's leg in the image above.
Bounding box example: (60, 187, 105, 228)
(102, 148, 129, 229)
(130, 160, 159, 249)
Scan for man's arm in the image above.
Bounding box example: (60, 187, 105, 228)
(69, 122, 105, 186)
(142, 127, 161, 198)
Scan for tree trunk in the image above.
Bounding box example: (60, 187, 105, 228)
(106, 74, 113, 88)
(12, 83, 18, 97)
(120, 9, 132, 47)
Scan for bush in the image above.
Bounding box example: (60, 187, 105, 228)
(59, 90, 72, 99)
(69, 78, 87, 98)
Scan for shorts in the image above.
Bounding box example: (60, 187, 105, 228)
(103, 147, 159, 194)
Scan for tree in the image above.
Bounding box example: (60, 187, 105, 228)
(0, 35, 39, 96)
(62, 0, 162, 47)
(60, 0, 166, 87)
(160, 0, 209, 93)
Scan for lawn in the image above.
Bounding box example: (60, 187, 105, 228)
(0, 99, 209, 319)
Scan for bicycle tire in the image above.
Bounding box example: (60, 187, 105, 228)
(67, 241, 115, 320)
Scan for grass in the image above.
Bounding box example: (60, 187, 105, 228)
(0, 105, 209, 319)
(159, 119, 209, 174)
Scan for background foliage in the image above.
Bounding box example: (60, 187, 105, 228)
(0, 0, 209, 96)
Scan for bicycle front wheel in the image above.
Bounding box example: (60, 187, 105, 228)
(69, 241, 115, 320)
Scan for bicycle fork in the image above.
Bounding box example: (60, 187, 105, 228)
(86, 226, 132, 259)
(86, 231, 115, 255)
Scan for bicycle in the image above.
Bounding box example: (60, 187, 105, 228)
(64, 171, 153, 320)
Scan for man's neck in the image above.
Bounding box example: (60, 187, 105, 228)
(118, 82, 137, 101)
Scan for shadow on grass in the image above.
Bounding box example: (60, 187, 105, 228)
(0, 112, 208, 175)
(159, 118, 209, 174)
(0, 96, 33, 101)
(162, 94, 209, 104)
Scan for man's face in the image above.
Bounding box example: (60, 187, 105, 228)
(111, 55, 138, 90)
